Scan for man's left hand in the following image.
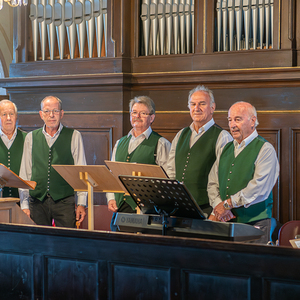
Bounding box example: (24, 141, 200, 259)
(76, 205, 86, 223)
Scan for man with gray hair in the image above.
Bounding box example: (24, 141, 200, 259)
(19, 95, 87, 228)
(207, 101, 279, 244)
(107, 96, 171, 221)
(167, 85, 232, 216)
(0, 99, 27, 197)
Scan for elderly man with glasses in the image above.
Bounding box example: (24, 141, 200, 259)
(0, 99, 27, 198)
(106, 96, 171, 229)
(19, 95, 87, 228)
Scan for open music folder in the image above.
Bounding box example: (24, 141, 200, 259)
(0, 163, 36, 192)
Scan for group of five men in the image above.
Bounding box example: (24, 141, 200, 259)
(0, 85, 279, 244)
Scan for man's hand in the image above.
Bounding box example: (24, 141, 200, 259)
(76, 205, 86, 223)
(108, 200, 118, 212)
(219, 210, 236, 222)
(22, 209, 31, 218)
(208, 214, 218, 221)
(213, 199, 236, 222)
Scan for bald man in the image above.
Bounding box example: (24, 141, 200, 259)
(208, 101, 279, 244)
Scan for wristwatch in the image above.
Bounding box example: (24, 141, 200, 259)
(223, 199, 232, 210)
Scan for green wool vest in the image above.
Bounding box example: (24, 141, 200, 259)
(30, 127, 75, 201)
(219, 136, 273, 223)
(0, 129, 27, 197)
(175, 125, 222, 206)
(114, 131, 161, 210)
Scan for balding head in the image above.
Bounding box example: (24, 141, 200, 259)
(228, 101, 258, 144)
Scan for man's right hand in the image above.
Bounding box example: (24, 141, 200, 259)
(108, 200, 118, 212)
(22, 209, 31, 218)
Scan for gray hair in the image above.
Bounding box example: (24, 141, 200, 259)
(41, 96, 63, 110)
(188, 85, 215, 108)
(0, 99, 18, 115)
(231, 101, 259, 127)
(129, 96, 155, 115)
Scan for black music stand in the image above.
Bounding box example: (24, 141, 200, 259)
(118, 175, 206, 235)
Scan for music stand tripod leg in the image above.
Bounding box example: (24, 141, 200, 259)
(79, 172, 98, 231)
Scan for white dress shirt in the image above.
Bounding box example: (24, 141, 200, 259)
(0, 127, 18, 149)
(208, 130, 279, 209)
(166, 118, 233, 179)
(106, 126, 171, 203)
(19, 123, 87, 210)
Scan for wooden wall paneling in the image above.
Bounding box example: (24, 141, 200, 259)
(205, 0, 216, 54)
(296, 0, 300, 64)
(194, 0, 205, 54)
(280, 0, 296, 51)
(9, 59, 129, 77)
(46, 257, 98, 299)
(2, 224, 300, 299)
(292, 129, 300, 220)
(133, 0, 140, 57)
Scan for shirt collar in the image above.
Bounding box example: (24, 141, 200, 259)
(233, 129, 258, 148)
(128, 126, 152, 139)
(190, 118, 215, 134)
(0, 127, 17, 140)
(42, 123, 63, 138)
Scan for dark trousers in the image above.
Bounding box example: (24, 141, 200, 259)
(29, 194, 76, 228)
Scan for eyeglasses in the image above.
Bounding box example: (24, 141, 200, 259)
(42, 109, 61, 115)
(130, 111, 152, 117)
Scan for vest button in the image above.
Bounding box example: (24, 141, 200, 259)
(232, 164, 234, 166)
(226, 186, 229, 189)
(228, 179, 230, 181)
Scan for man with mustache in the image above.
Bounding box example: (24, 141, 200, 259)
(166, 85, 232, 216)
(106, 96, 171, 228)
(207, 101, 279, 244)
(0, 99, 27, 198)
